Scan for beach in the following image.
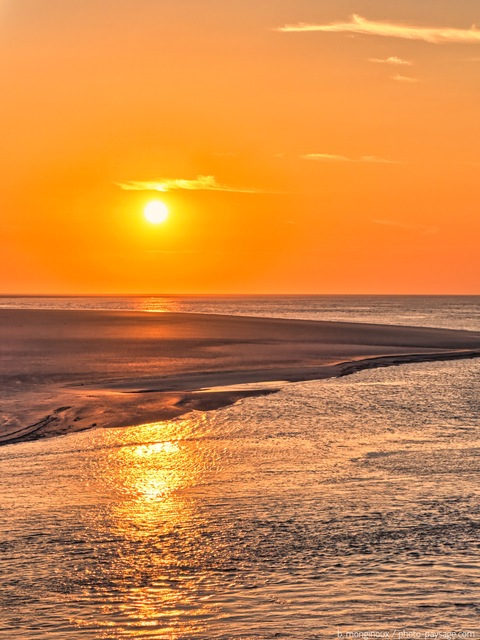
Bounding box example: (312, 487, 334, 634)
(2, 308, 480, 445)
(2, 297, 480, 638)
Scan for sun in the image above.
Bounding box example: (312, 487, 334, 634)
(144, 200, 169, 224)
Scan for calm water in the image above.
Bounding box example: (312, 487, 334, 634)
(1, 297, 479, 639)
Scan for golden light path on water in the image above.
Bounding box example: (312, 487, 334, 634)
(72, 416, 223, 638)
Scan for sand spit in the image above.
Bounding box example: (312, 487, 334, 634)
(1, 309, 480, 445)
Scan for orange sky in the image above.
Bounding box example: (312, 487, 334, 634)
(1, 0, 479, 294)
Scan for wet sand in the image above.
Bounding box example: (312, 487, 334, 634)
(1, 309, 480, 445)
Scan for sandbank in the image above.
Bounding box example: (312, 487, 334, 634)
(1, 309, 480, 445)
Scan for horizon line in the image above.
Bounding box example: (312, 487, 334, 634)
(1, 293, 479, 298)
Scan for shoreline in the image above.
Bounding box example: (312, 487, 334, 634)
(2, 347, 479, 447)
(1, 309, 480, 446)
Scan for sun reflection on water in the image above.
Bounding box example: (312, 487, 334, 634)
(125, 440, 182, 500)
(135, 297, 182, 313)
(111, 426, 205, 507)
(74, 417, 220, 637)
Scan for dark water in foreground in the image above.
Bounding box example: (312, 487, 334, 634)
(0, 297, 479, 638)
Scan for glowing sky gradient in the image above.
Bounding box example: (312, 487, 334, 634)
(1, 0, 479, 293)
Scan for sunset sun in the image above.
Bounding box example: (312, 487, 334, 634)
(144, 200, 169, 224)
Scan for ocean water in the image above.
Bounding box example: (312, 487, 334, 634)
(0, 297, 479, 639)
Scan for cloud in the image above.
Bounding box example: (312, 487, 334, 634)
(117, 175, 264, 194)
(301, 153, 399, 164)
(370, 56, 413, 66)
(276, 14, 480, 44)
(360, 156, 400, 163)
(372, 219, 438, 235)
(301, 153, 351, 162)
(391, 74, 419, 83)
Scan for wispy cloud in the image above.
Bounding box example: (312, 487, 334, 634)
(360, 156, 400, 163)
(391, 74, 419, 83)
(276, 14, 480, 44)
(301, 154, 399, 164)
(372, 219, 438, 235)
(117, 175, 264, 194)
(302, 153, 351, 162)
(370, 56, 413, 66)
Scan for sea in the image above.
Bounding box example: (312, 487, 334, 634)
(1, 296, 479, 639)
